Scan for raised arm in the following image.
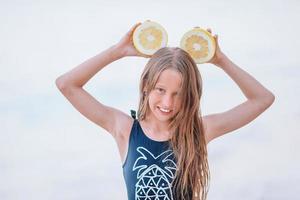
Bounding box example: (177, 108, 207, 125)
(203, 29, 275, 144)
(55, 22, 147, 139)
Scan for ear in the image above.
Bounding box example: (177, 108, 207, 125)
(143, 84, 148, 95)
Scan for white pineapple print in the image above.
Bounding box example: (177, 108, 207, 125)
(133, 146, 177, 200)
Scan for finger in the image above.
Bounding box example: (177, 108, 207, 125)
(127, 22, 141, 35)
(141, 53, 151, 58)
(138, 51, 151, 58)
(214, 34, 219, 47)
(131, 22, 141, 31)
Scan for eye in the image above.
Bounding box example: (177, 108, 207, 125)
(156, 87, 165, 93)
(173, 90, 180, 95)
(174, 92, 183, 99)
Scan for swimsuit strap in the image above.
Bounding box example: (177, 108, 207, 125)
(130, 109, 136, 119)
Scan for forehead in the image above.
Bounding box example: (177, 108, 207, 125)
(156, 69, 182, 90)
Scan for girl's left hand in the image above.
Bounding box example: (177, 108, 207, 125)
(206, 28, 226, 65)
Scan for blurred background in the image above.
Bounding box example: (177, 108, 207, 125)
(1, 0, 299, 199)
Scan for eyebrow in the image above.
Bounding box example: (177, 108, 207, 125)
(155, 84, 165, 87)
(155, 84, 182, 94)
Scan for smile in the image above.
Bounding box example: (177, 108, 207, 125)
(158, 106, 172, 113)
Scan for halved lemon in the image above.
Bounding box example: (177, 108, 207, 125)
(180, 27, 216, 64)
(132, 20, 168, 56)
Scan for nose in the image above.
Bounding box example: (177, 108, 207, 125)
(161, 95, 173, 109)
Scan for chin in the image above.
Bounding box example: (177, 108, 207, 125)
(154, 109, 174, 122)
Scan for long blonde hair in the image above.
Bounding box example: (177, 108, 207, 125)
(137, 47, 210, 199)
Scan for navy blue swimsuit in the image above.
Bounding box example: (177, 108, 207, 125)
(122, 111, 177, 200)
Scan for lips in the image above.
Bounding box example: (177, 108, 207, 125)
(157, 106, 172, 115)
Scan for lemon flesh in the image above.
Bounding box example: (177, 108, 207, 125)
(133, 20, 168, 56)
(180, 27, 216, 64)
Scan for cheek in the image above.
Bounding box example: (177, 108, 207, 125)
(149, 92, 159, 100)
(174, 97, 183, 109)
(148, 94, 158, 108)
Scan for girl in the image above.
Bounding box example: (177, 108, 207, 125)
(56, 22, 275, 200)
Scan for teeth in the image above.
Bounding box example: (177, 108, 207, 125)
(159, 107, 171, 113)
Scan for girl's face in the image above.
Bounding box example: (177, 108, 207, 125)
(147, 68, 183, 123)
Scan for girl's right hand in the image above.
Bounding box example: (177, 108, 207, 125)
(115, 22, 151, 58)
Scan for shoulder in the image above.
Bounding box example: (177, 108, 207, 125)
(202, 117, 209, 145)
(113, 112, 135, 162)
(113, 110, 135, 143)
(202, 116, 214, 145)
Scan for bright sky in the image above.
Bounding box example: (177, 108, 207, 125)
(1, 0, 299, 199)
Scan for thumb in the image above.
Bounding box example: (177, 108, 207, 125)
(128, 22, 141, 35)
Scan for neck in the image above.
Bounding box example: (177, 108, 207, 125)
(141, 113, 172, 138)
